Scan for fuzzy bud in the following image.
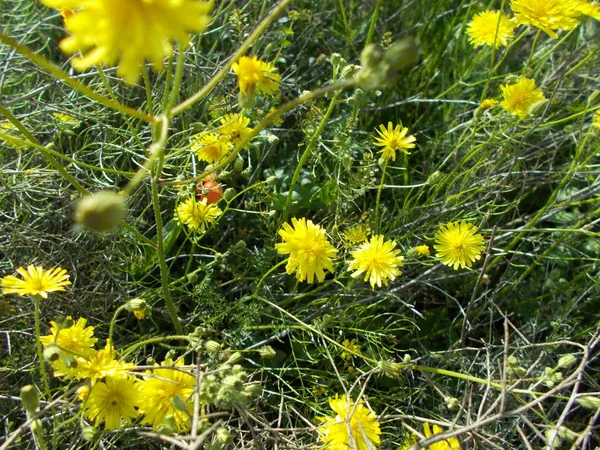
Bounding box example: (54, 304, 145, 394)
(576, 395, 600, 410)
(223, 188, 236, 202)
(82, 426, 100, 442)
(445, 396, 459, 411)
(215, 428, 232, 446)
(74, 190, 126, 233)
(378, 360, 401, 377)
(557, 354, 577, 369)
(20, 385, 39, 415)
(244, 383, 262, 398)
(30, 419, 43, 435)
(125, 298, 146, 312)
(43, 345, 61, 363)
(205, 340, 222, 353)
(226, 352, 244, 365)
(258, 346, 276, 359)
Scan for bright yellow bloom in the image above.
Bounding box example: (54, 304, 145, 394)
(500, 77, 545, 119)
(219, 114, 252, 149)
(511, 0, 580, 39)
(340, 339, 361, 361)
(232, 56, 281, 96)
(1, 266, 71, 299)
(434, 221, 485, 270)
(191, 133, 229, 163)
(85, 377, 139, 430)
(423, 423, 461, 450)
(138, 358, 196, 432)
(318, 395, 381, 450)
(175, 197, 222, 233)
(414, 245, 431, 256)
(466, 10, 515, 48)
(592, 110, 600, 128)
(348, 235, 404, 288)
(275, 218, 338, 284)
(75, 340, 134, 383)
(372, 122, 416, 161)
(575, 0, 600, 19)
(41, 0, 212, 83)
(40, 317, 97, 358)
(479, 98, 499, 111)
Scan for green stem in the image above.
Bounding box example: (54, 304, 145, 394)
(168, 0, 293, 118)
(365, 0, 383, 46)
(374, 159, 388, 229)
(151, 180, 184, 334)
(32, 297, 51, 401)
(0, 32, 154, 123)
(108, 305, 128, 346)
(166, 45, 186, 111)
(120, 335, 193, 358)
(526, 29, 541, 67)
(283, 91, 340, 221)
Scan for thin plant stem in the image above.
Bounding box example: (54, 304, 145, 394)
(365, 0, 383, 46)
(374, 158, 388, 229)
(32, 297, 51, 401)
(108, 305, 128, 346)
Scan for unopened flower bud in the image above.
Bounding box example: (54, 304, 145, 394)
(403, 354, 412, 364)
(258, 346, 276, 359)
(20, 385, 39, 415)
(30, 419, 43, 435)
(239, 90, 256, 109)
(233, 155, 244, 172)
(82, 425, 100, 442)
(576, 395, 600, 410)
(445, 396, 459, 411)
(244, 383, 262, 398)
(43, 345, 61, 362)
(63, 355, 78, 369)
(360, 44, 385, 69)
(125, 298, 146, 312)
(557, 354, 577, 369)
(378, 360, 401, 377)
(205, 340, 222, 353)
(587, 90, 600, 106)
(226, 351, 244, 364)
(215, 427, 232, 445)
(223, 188, 236, 202)
(74, 190, 126, 233)
(383, 38, 419, 72)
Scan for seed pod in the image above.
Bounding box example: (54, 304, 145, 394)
(74, 190, 126, 233)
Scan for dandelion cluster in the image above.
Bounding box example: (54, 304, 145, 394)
(41, 0, 212, 83)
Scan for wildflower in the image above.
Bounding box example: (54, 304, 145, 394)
(191, 133, 229, 163)
(318, 395, 381, 450)
(372, 122, 416, 161)
(434, 221, 485, 270)
(275, 218, 338, 284)
(138, 358, 196, 432)
(232, 56, 281, 96)
(340, 339, 361, 361)
(479, 98, 499, 112)
(466, 10, 515, 48)
(40, 317, 97, 358)
(75, 341, 134, 383)
(348, 235, 404, 288)
(575, 0, 600, 19)
(511, 0, 580, 39)
(414, 245, 431, 256)
(41, 0, 212, 83)
(175, 197, 222, 233)
(219, 114, 252, 149)
(342, 225, 368, 244)
(592, 110, 600, 128)
(52, 112, 79, 127)
(77, 385, 90, 401)
(500, 77, 546, 119)
(422, 422, 461, 450)
(1, 266, 71, 299)
(85, 377, 139, 430)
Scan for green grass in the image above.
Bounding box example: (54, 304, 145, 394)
(1, 0, 599, 449)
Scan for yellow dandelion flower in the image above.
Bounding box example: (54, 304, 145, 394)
(191, 132, 229, 163)
(592, 110, 600, 128)
(348, 235, 404, 288)
(1, 266, 71, 299)
(138, 358, 195, 432)
(340, 339, 361, 361)
(85, 377, 139, 430)
(75, 340, 134, 383)
(500, 77, 546, 119)
(41, 0, 212, 83)
(77, 385, 90, 401)
(511, 0, 580, 39)
(372, 122, 416, 161)
(479, 98, 499, 111)
(414, 245, 431, 257)
(434, 221, 485, 270)
(318, 395, 381, 450)
(575, 0, 600, 19)
(232, 56, 281, 96)
(219, 113, 252, 149)
(343, 225, 369, 244)
(175, 197, 222, 233)
(133, 305, 147, 320)
(40, 317, 97, 358)
(275, 217, 338, 284)
(423, 423, 461, 450)
(466, 10, 515, 48)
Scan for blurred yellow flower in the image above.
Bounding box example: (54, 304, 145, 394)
(318, 395, 381, 450)
(348, 235, 404, 288)
(479, 98, 499, 111)
(511, 0, 579, 39)
(466, 10, 515, 48)
(423, 422, 461, 450)
(232, 55, 281, 96)
(500, 77, 545, 119)
(434, 221, 485, 270)
(138, 358, 195, 432)
(414, 245, 431, 257)
(41, 0, 212, 83)
(275, 217, 337, 284)
(219, 114, 252, 149)
(191, 133, 230, 163)
(85, 377, 139, 430)
(372, 122, 416, 161)
(1, 266, 71, 299)
(175, 197, 222, 233)
(592, 110, 600, 128)
(575, 0, 600, 19)
(342, 224, 368, 244)
(340, 339, 361, 361)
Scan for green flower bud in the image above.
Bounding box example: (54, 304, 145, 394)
(205, 340, 222, 353)
(125, 297, 146, 312)
(360, 44, 385, 69)
(226, 352, 244, 365)
(30, 419, 43, 435)
(576, 395, 600, 410)
(215, 427, 232, 446)
(244, 383, 262, 399)
(378, 360, 401, 378)
(222, 374, 244, 391)
(82, 425, 100, 442)
(223, 188, 236, 202)
(557, 354, 577, 369)
(63, 355, 78, 369)
(233, 155, 244, 172)
(20, 385, 39, 415)
(445, 396, 459, 411)
(74, 190, 126, 233)
(587, 90, 600, 106)
(258, 346, 276, 359)
(171, 395, 191, 415)
(43, 345, 61, 363)
(155, 419, 176, 436)
(383, 38, 419, 71)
